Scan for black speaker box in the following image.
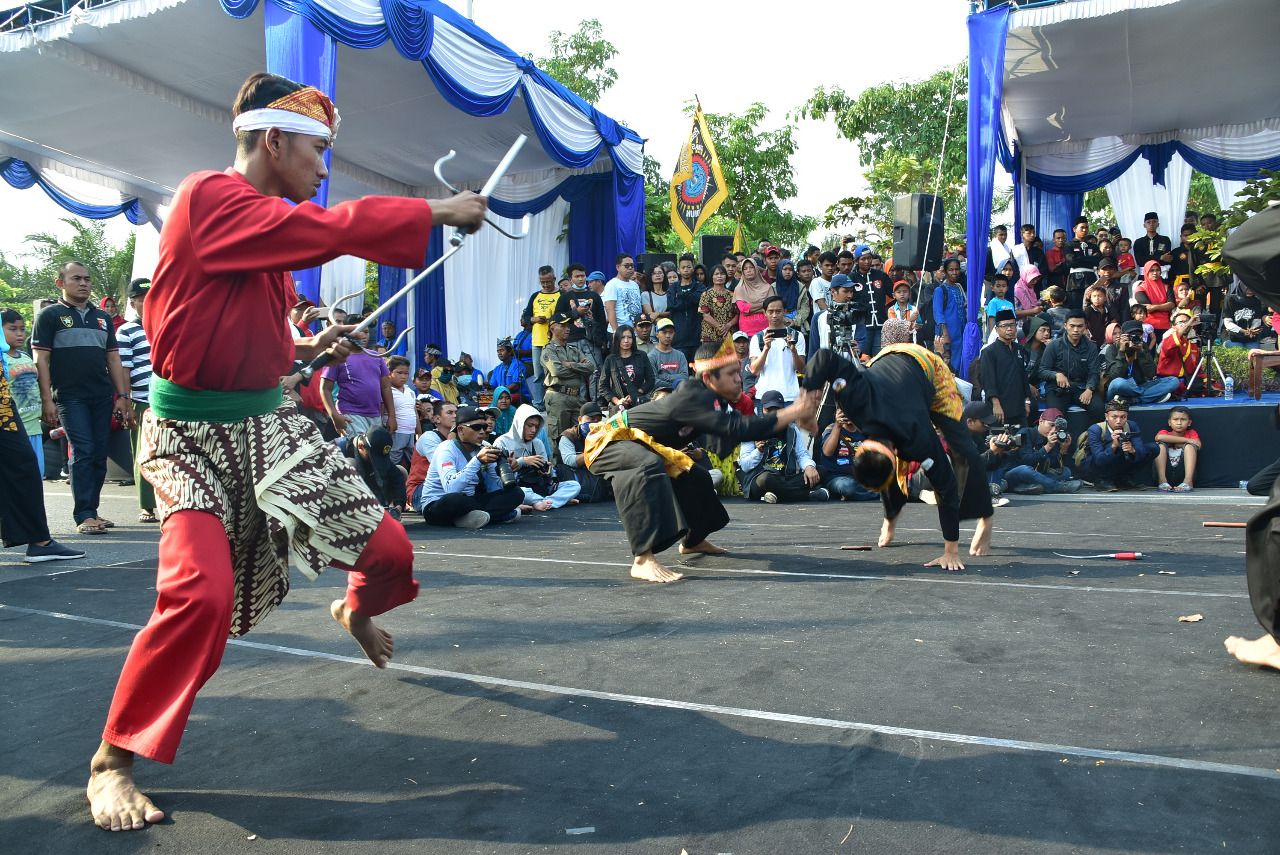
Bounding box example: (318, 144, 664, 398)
(636, 252, 677, 275)
(698, 234, 735, 267)
(893, 194, 945, 270)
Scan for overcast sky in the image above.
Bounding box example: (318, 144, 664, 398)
(0, 0, 969, 266)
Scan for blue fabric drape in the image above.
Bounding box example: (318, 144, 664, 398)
(1, 158, 146, 224)
(1028, 186, 1084, 245)
(962, 4, 1010, 379)
(264, 0, 338, 307)
(566, 174, 616, 275)
(414, 225, 448, 363)
(1172, 142, 1280, 181)
(376, 264, 408, 344)
(613, 165, 644, 258)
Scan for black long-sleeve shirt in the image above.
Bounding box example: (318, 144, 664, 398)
(1133, 234, 1173, 269)
(554, 289, 608, 347)
(622, 376, 779, 448)
(978, 339, 1032, 424)
(665, 281, 708, 350)
(1037, 335, 1100, 389)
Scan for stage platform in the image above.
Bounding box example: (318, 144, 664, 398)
(1061, 392, 1280, 487)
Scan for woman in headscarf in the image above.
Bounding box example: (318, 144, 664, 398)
(774, 259, 801, 320)
(491, 386, 515, 436)
(733, 257, 776, 337)
(495, 403, 581, 511)
(1134, 260, 1174, 336)
(1013, 265, 1042, 325)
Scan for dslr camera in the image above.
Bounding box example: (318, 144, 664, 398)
(993, 426, 1024, 450)
(1052, 416, 1070, 442)
(1193, 313, 1218, 342)
(1113, 430, 1131, 444)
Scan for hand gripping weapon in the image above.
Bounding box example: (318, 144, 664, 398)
(299, 134, 530, 380)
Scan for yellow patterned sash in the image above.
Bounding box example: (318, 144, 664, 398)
(583, 410, 693, 478)
(869, 343, 964, 422)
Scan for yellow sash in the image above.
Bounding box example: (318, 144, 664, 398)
(582, 410, 693, 478)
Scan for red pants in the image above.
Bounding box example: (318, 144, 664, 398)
(102, 509, 417, 763)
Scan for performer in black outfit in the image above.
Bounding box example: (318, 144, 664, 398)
(803, 343, 995, 570)
(586, 339, 817, 583)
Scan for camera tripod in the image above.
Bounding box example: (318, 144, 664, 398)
(1190, 333, 1228, 395)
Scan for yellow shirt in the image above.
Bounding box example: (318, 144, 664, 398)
(530, 291, 561, 347)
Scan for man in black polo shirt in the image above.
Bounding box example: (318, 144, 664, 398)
(32, 261, 135, 533)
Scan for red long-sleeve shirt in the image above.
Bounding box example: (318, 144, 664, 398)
(146, 169, 434, 391)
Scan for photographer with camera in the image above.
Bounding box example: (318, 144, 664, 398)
(1079, 397, 1156, 492)
(962, 401, 1020, 490)
(496, 403, 581, 512)
(749, 295, 806, 406)
(1156, 309, 1209, 396)
(420, 405, 525, 528)
(814, 275, 862, 360)
(996, 407, 1083, 495)
(1102, 319, 1181, 404)
(1037, 311, 1104, 419)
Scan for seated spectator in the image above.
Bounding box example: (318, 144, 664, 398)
(599, 324, 655, 413)
(818, 407, 878, 501)
(415, 395, 434, 435)
(1135, 260, 1174, 337)
(492, 386, 516, 435)
(737, 390, 826, 503)
(413, 367, 435, 398)
(1078, 397, 1157, 491)
(1101, 320, 1181, 404)
(496, 403, 581, 511)
(648, 318, 689, 389)
(1083, 284, 1118, 345)
(734, 330, 758, 413)
(386, 355, 417, 467)
(420, 405, 524, 528)
(1223, 284, 1271, 349)
(1129, 303, 1158, 353)
(748, 295, 806, 405)
(1012, 265, 1043, 324)
(376, 320, 407, 356)
(407, 401, 456, 513)
(557, 403, 612, 503)
(1040, 286, 1070, 337)
(995, 407, 1083, 495)
(490, 337, 529, 403)
(453, 352, 485, 404)
(432, 360, 462, 404)
(1156, 310, 1208, 396)
(342, 425, 407, 521)
(319, 319, 394, 437)
(1155, 406, 1202, 493)
(634, 317, 656, 354)
(1172, 276, 1203, 320)
(1038, 311, 1103, 419)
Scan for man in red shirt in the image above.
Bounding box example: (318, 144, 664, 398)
(86, 72, 486, 832)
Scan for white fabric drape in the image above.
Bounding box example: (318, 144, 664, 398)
(320, 255, 369, 315)
(444, 199, 570, 374)
(1026, 136, 1137, 177)
(1213, 178, 1247, 212)
(1105, 151, 1192, 242)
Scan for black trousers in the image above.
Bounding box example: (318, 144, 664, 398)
(0, 422, 51, 548)
(422, 483, 524, 527)
(880, 413, 994, 536)
(745, 470, 810, 502)
(1044, 385, 1104, 421)
(588, 439, 728, 555)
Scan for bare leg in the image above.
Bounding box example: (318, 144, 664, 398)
(1154, 446, 1168, 484)
(679, 540, 728, 555)
(87, 741, 164, 831)
(1224, 633, 1280, 670)
(878, 516, 897, 548)
(330, 600, 394, 668)
(631, 551, 684, 583)
(969, 516, 994, 556)
(1182, 445, 1198, 487)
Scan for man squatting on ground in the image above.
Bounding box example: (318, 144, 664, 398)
(802, 320, 995, 571)
(585, 337, 818, 583)
(85, 73, 488, 832)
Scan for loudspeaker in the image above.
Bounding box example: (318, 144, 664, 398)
(699, 234, 735, 267)
(893, 194, 945, 270)
(636, 252, 676, 275)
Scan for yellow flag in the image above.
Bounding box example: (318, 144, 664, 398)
(669, 106, 730, 249)
(732, 219, 744, 253)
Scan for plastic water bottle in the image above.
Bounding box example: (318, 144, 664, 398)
(1224, 375, 1234, 400)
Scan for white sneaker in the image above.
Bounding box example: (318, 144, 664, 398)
(761, 491, 778, 504)
(455, 510, 490, 529)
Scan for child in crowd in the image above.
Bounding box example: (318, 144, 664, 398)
(1114, 237, 1137, 281)
(1083, 284, 1117, 345)
(385, 355, 417, 467)
(1130, 304, 1158, 353)
(1041, 286, 1070, 337)
(319, 319, 394, 437)
(984, 275, 1015, 340)
(1173, 275, 1203, 318)
(1155, 406, 1201, 493)
(887, 281, 918, 332)
(2, 309, 44, 476)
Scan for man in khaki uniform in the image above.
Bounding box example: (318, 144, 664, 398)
(541, 313, 594, 455)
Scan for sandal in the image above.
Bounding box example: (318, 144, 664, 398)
(1173, 483, 1193, 493)
(77, 521, 108, 535)
(1157, 482, 1173, 492)
(138, 510, 159, 523)
(95, 517, 117, 528)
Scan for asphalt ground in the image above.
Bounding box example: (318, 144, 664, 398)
(2, 481, 1278, 854)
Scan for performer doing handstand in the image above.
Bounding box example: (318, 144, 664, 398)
(802, 320, 994, 570)
(586, 338, 817, 582)
(86, 72, 487, 832)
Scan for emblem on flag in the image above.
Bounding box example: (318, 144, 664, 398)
(669, 106, 730, 249)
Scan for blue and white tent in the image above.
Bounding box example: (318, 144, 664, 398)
(961, 0, 1280, 372)
(0, 0, 645, 371)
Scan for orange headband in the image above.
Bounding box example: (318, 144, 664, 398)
(854, 439, 898, 492)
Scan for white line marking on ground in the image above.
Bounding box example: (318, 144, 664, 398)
(413, 550, 1248, 600)
(2, 602, 1276, 782)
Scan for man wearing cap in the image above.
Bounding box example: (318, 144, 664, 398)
(761, 245, 781, 283)
(648, 317, 690, 390)
(1101, 319, 1180, 404)
(586, 269, 608, 297)
(421, 404, 524, 527)
(1133, 212, 1174, 270)
(288, 298, 320, 337)
(557, 402, 610, 503)
(803, 343, 996, 571)
(116, 279, 158, 522)
(978, 308, 1033, 426)
(85, 71, 488, 832)
(585, 339, 818, 583)
(1080, 397, 1157, 491)
(634, 317, 656, 354)
(343, 425, 407, 521)
(553, 262, 607, 400)
(541, 312, 594, 451)
(738, 389, 826, 503)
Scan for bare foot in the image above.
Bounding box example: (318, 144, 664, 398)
(630, 554, 684, 583)
(534, 500, 553, 512)
(87, 742, 163, 831)
(567, 498, 580, 506)
(679, 540, 728, 556)
(330, 599, 394, 668)
(878, 517, 896, 548)
(519, 503, 535, 513)
(1224, 633, 1280, 670)
(969, 516, 993, 557)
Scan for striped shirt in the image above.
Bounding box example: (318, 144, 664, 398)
(116, 320, 153, 403)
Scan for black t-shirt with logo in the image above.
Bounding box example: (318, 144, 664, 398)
(31, 300, 117, 400)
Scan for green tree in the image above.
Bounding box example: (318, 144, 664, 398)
(799, 64, 970, 241)
(648, 102, 817, 253)
(21, 217, 135, 306)
(1187, 171, 1219, 217)
(0, 252, 46, 323)
(533, 18, 618, 105)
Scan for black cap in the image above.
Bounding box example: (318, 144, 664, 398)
(1121, 320, 1143, 335)
(580, 402, 603, 418)
(963, 401, 1000, 426)
(127, 278, 151, 297)
(549, 312, 574, 326)
(759, 389, 786, 410)
(1143, 211, 1159, 222)
(1098, 257, 1117, 269)
(455, 405, 485, 425)
(993, 308, 1016, 324)
(360, 425, 395, 483)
